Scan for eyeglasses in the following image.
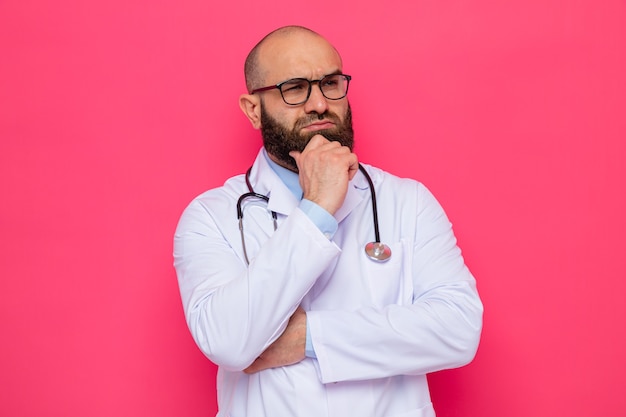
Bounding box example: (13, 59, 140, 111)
(251, 74, 352, 105)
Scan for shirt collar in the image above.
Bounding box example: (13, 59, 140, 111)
(250, 147, 369, 223)
(262, 150, 303, 200)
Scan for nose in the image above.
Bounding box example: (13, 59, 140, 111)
(303, 82, 329, 115)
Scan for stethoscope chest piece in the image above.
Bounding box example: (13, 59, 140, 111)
(365, 241, 392, 262)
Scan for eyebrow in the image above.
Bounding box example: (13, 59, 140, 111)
(285, 70, 343, 82)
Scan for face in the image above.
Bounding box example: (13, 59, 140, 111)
(252, 30, 353, 171)
(261, 103, 354, 171)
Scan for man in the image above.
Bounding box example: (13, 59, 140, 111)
(174, 25, 483, 417)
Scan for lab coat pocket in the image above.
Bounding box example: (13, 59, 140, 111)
(364, 239, 413, 308)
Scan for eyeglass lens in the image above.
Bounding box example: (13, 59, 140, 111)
(280, 74, 349, 105)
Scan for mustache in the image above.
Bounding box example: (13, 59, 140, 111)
(293, 111, 341, 131)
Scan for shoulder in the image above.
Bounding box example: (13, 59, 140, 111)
(360, 163, 426, 193)
(180, 172, 247, 218)
(360, 163, 444, 211)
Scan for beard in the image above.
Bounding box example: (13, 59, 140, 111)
(260, 104, 354, 172)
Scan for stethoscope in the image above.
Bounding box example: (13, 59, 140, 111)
(237, 164, 392, 265)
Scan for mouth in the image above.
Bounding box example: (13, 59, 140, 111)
(301, 120, 336, 132)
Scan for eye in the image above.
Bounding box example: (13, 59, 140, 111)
(322, 75, 344, 91)
(282, 80, 308, 93)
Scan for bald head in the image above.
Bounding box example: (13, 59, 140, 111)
(244, 26, 342, 93)
(238, 26, 352, 171)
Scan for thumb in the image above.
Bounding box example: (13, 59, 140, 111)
(348, 159, 360, 181)
(289, 150, 301, 164)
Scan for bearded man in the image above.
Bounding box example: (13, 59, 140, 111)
(174, 25, 483, 417)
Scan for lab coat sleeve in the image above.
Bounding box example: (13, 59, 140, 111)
(174, 199, 340, 371)
(307, 182, 483, 383)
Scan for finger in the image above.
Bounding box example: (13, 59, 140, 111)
(289, 135, 335, 167)
(306, 134, 330, 148)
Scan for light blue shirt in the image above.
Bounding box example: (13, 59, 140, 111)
(263, 151, 337, 358)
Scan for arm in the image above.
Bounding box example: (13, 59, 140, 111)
(307, 183, 483, 383)
(243, 306, 307, 374)
(174, 136, 357, 371)
(174, 204, 338, 371)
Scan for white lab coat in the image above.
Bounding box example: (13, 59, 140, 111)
(174, 149, 483, 417)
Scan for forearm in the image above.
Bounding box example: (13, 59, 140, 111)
(308, 278, 483, 383)
(307, 181, 484, 383)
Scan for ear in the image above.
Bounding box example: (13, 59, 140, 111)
(239, 94, 262, 129)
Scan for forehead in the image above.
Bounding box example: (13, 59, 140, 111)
(258, 31, 343, 84)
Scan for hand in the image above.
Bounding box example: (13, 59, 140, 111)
(243, 307, 307, 374)
(290, 135, 359, 215)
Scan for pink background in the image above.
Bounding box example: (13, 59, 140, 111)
(1, 1, 625, 416)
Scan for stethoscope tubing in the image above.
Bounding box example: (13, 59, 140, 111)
(237, 163, 389, 264)
(358, 164, 382, 245)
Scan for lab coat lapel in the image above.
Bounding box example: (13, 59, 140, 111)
(248, 148, 369, 222)
(333, 169, 369, 224)
(248, 149, 300, 217)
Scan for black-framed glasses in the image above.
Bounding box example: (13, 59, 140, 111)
(251, 74, 351, 105)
